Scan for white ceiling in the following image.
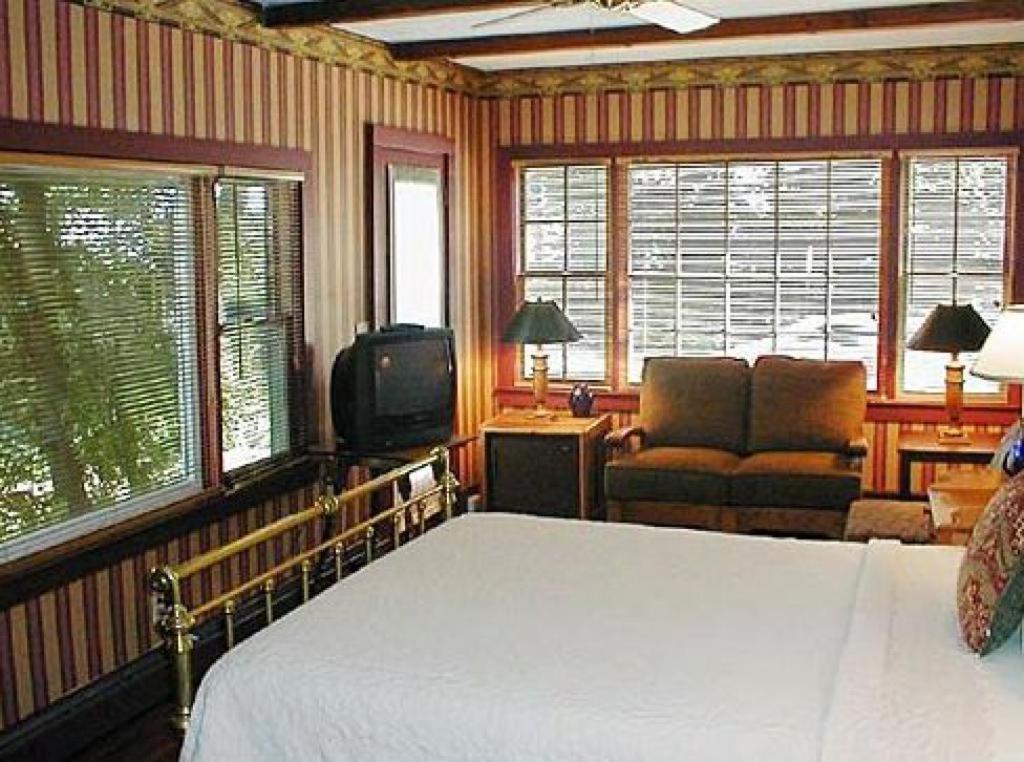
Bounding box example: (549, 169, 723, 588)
(256, 1, 1024, 71)
(458, 20, 1024, 71)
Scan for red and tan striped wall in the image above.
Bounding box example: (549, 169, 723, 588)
(0, 0, 495, 732)
(487, 76, 1024, 146)
(500, 407, 1010, 496)
(0, 0, 496, 466)
(1, 0, 1023, 732)
(0, 483, 320, 730)
(484, 56, 1024, 495)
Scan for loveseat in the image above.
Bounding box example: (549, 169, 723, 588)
(605, 356, 868, 538)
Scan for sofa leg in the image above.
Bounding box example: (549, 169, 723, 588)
(606, 501, 623, 522)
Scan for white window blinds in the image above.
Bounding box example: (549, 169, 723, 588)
(628, 158, 882, 386)
(902, 155, 1008, 394)
(215, 178, 306, 473)
(0, 168, 201, 545)
(520, 165, 608, 381)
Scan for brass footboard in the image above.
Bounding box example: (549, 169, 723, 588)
(148, 447, 459, 735)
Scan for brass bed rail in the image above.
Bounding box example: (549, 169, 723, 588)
(148, 447, 459, 734)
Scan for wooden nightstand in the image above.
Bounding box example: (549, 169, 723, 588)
(897, 430, 1003, 498)
(481, 412, 612, 520)
(928, 470, 1001, 545)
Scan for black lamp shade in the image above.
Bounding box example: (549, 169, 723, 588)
(908, 304, 991, 353)
(502, 299, 581, 345)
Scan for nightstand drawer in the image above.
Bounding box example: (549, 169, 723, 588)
(487, 434, 579, 518)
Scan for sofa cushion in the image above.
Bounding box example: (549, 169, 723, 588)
(639, 357, 751, 453)
(730, 451, 861, 510)
(605, 446, 740, 504)
(957, 473, 1024, 655)
(748, 356, 866, 453)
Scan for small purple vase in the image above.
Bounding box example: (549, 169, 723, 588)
(568, 383, 595, 417)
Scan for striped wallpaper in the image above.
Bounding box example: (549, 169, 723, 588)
(487, 76, 1024, 146)
(485, 64, 1024, 496)
(0, 0, 1022, 734)
(0, 0, 496, 465)
(0, 0, 495, 732)
(544, 408, 1011, 496)
(0, 485, 320, 730)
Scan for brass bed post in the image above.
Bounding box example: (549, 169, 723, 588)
(150, 566, 196, 734)
(434, 445, 459, 520)
(148, 450, 455, 736)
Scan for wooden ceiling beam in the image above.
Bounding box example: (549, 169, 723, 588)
(388, 0, 1024, 60)
(261, 0, 535, 27)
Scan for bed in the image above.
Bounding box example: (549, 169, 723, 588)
(170, 504, 1024, 762)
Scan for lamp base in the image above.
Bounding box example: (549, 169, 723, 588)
(526, 405, 557, 420)
(939, 355, 969, 444)
(937, 425, 971, 444)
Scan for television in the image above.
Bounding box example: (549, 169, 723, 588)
(330, 325, 456, 451)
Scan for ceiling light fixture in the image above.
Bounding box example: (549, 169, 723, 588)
(474, 0, 719, 36)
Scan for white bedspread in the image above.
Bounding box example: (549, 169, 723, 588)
(821, 542, 1024, 762)
(181, 514, 1024, 762)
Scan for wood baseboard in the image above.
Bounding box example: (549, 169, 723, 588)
(0, 647, 171, 762)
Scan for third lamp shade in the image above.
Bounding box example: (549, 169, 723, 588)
(972, 305, 1024, 382)
(907, 304, 991, 354)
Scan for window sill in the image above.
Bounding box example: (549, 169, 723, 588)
(0, 455, 318, 609)
(494, 386, 1020, 422)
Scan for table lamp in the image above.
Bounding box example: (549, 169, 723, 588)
(971, 304, 1024, 476)
(907, 303, 990, 443)
(502, 299, 581, 417)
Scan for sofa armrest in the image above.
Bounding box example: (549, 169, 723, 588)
(605, 425, 644, 453)
(844, 437, 869, 462)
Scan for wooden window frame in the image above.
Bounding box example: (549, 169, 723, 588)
(494, 133, 1024, 419)
(213, 175, 309, 485)
(0, 121, 313, 568)
(367, 125, 455, 329)
(515, 160, 613, 384)
(894, 148, 1019, 403)
(623, 154, 887, 389)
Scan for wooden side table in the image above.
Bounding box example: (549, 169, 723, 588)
(897, 430, 1003, 498)
(928, 470, 1001, 545)
(481, 412, 612, 520)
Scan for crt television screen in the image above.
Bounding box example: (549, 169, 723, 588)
(373, 339, 451, 416)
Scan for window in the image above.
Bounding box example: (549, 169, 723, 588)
(901, 155, 1009, 394)
(388, 165, 446, 327)
(520, 164, 608, 380)
(369, 126, 453, 330)
(0, 159, 307, 555)
(0, 167, 201, 546)
(215, 178, 305, 473)
(629, 158, 882, 385)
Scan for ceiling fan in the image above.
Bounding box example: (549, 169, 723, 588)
(473, 0, 720, 36)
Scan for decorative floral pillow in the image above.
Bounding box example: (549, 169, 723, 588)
(957, 472, 1024, 655)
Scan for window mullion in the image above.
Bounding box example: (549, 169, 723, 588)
(952, 156, 961, 304)
(724, 162, 732, 355)
(194, 176, 223, 488)
(824, 160, 834, 360)
(772, 161, 781, 355)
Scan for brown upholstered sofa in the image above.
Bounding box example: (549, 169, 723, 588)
(605, 356, 868, 538)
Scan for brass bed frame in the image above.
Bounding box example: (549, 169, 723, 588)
(148, 447, 459, 734)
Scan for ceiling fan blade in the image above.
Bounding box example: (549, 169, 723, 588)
(628, 1, 719, 35)
(472, 4, 561, 30)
